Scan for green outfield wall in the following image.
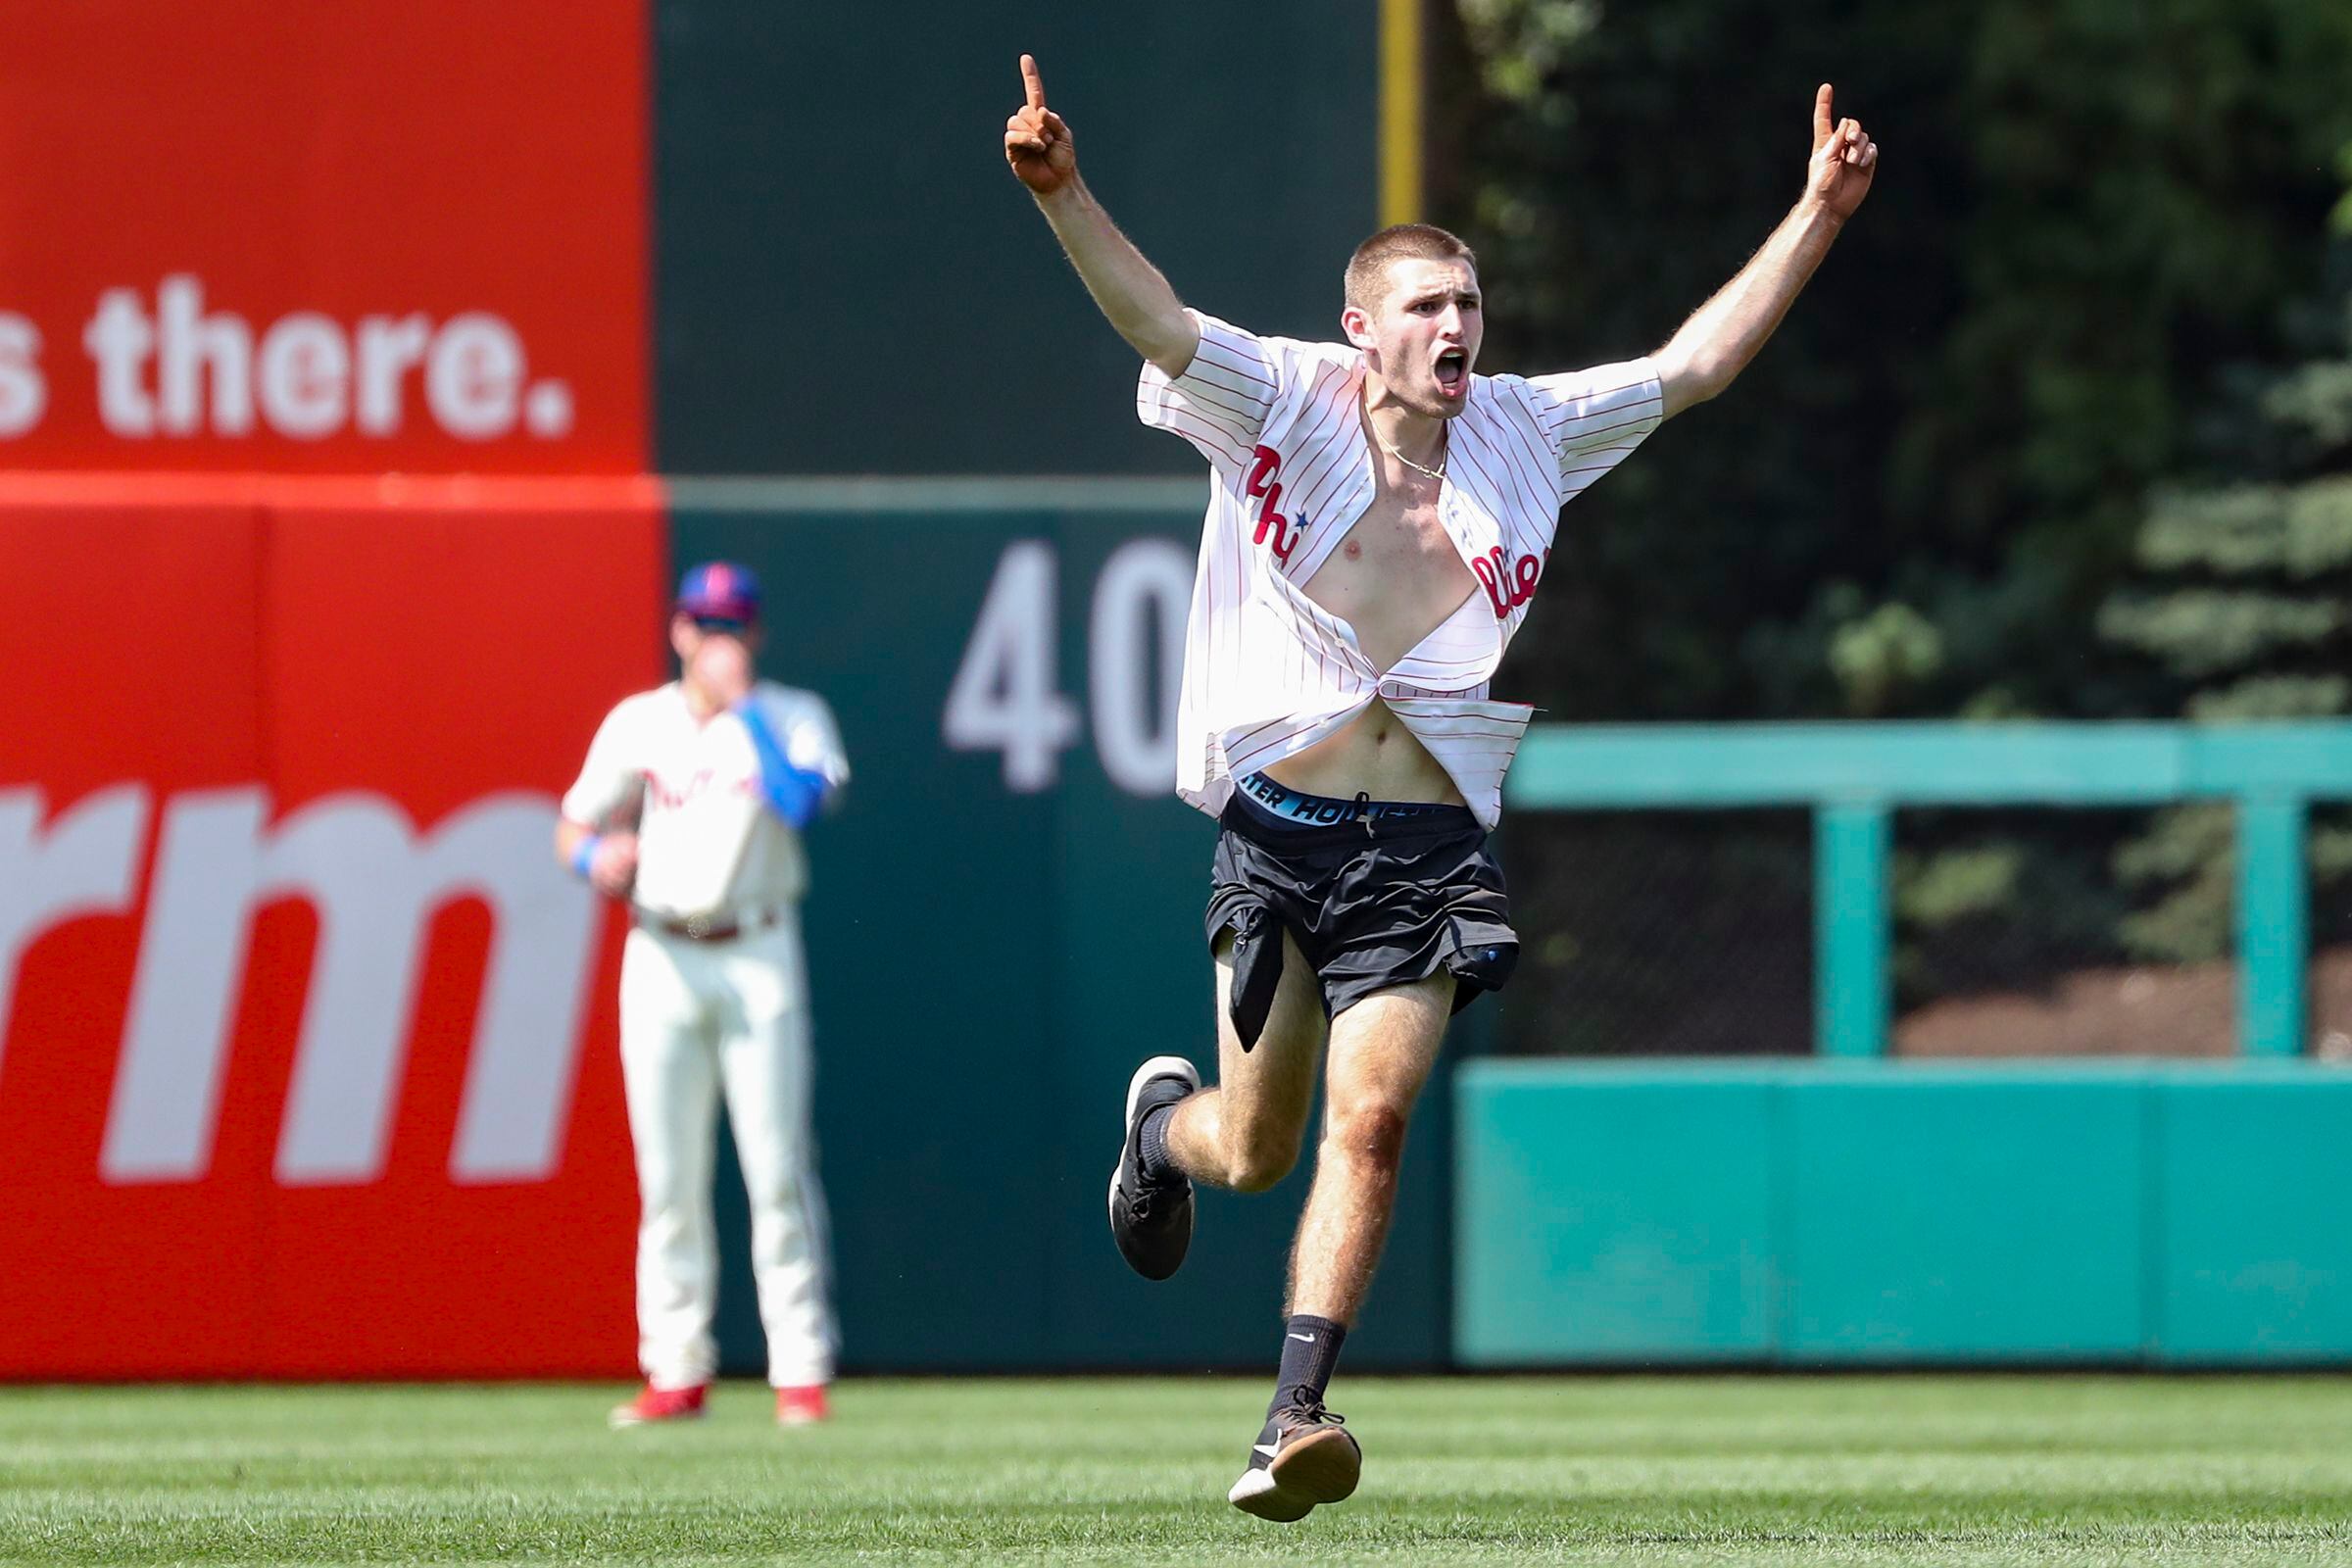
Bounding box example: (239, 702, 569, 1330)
(673, 486, 1452, 1372)
(649, 0, 1407, 1371)
(1456, 1059, 2352, 1366)
(654, 2, 1382, 475)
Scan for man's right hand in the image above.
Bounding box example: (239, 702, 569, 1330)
(589, 831, 639, 899)
(1004, 53, 1076, 198)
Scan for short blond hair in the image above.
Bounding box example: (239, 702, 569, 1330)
(1344, 223, 1478, 313)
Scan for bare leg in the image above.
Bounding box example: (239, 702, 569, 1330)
(1162, 927, 1329, 1193)
(1221, 972, 1448, 1522)
(1285, 973, 1452, 1325)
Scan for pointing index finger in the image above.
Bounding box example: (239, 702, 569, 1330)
(1020, 53, 1046, 112)
(1812, 83, 1834, 148)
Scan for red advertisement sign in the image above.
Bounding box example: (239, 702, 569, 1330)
(0, 476, 663, 1375)
(0, 1, 646, 472)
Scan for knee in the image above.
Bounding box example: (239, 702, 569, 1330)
(1219, 1120, 1304, 1193)
(1225, 1145, 1298, 1194)
(1324, 1104, 1410, 1182)
(637, 1188, 706, 1238)
(744, 1170, 807, 1219)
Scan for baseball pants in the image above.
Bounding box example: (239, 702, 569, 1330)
(617, 916, 836, 1390)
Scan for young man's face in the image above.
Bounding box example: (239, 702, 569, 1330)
(670, 612, 764, 678)
(1348, 256, 1483, 418)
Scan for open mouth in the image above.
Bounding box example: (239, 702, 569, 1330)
(1434, 349, 1468, 397)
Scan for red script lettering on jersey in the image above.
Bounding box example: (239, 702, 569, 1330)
(1245, 446, 1299, 565)
(1470, 546, 1545, 618)
(640, 767, 759, 810)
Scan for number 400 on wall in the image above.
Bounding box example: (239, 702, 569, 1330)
(942, 538, 1193, 797)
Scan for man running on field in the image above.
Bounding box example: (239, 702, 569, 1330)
(1004, 51, 1876, 1522)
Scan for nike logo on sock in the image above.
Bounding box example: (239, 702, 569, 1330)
(1287, 1332, 1316, 1343)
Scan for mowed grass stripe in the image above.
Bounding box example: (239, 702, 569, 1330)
(3, 1377, 2352, 1565)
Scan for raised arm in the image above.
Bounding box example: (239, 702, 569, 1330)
(1652, 85, 1879, 419)
(1004, 53, 1200, 379)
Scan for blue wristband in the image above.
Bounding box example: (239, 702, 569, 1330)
(569, 833, 602, 880)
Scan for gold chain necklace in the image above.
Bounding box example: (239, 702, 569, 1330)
(1374, 427, 1446, 485)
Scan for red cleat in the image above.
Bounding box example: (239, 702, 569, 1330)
(609, 1383, 708, 1428)
(775, 1384, 830, 1426)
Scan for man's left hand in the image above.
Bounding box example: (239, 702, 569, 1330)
(694, 634, 756, 709)
(1805, 84, 1878, 222)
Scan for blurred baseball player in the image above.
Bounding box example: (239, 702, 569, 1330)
(556, 562, 850, 1429)
(1005, 54, 1875, 1518)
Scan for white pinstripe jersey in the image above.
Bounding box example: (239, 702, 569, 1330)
(1137, 310, 1663, 828)
(562, 681, 850, 920)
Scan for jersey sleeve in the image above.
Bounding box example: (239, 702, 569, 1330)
(560, 703, 640, 828)
(765, 688, 850, 790)
(1135, 311, 1288, 471)
(1520, 359, 1666, 500)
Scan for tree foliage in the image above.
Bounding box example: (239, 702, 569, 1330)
(1442, 0, 2352, 1044)
(1444, 0, 2352, 723)
(2098, 221, 2352, 962)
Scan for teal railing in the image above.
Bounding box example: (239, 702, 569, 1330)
(1505, 722, 2352, 1058)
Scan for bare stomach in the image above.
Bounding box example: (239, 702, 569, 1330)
(1260, 698, 1465, 807)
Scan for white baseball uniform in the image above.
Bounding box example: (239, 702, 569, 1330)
(1138, 309, 1663, 825)
(563, 679, 850, 1391)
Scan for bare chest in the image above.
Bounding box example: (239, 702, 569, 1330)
(1299, 488, 1478, 672)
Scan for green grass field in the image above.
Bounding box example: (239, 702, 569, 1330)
(8, 1376, 2352, 1565)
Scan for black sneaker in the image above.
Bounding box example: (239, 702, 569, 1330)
(1227, 1398, 1362, 1522)
(1105, 1054, 1200, 1280)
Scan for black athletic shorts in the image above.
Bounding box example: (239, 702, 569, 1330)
(1204, 772, 1519, 1049)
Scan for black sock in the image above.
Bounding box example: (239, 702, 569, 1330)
(1137, 1102, 1181, 1184)
(1269, 1314, 1347, 1413)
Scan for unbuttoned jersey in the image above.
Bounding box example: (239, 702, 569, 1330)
(1137, 310, 1663, 828)
(562, 680, 849, 921)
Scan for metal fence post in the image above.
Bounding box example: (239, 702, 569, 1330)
(2235, 793, 2309, 1056)
(1816, 800, 1892, 1057)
